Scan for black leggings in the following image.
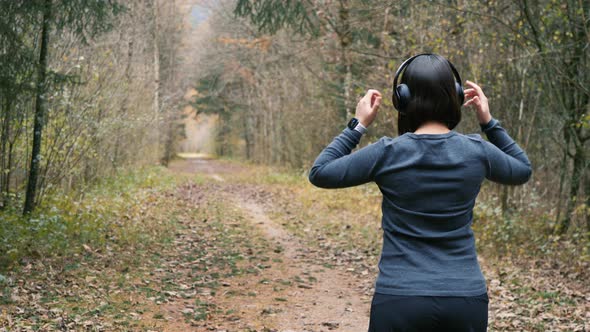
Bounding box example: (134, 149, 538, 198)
(368, 292, 489, 332)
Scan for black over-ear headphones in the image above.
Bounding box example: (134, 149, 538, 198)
(392, 53, 464, 113)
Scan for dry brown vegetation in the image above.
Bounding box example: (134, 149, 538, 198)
(1, 1, 588, 331)
(1, 158, 588, 331)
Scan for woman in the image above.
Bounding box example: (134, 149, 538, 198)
(308, 53, 532, 332)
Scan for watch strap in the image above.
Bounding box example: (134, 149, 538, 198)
(354, 122, 367, 134)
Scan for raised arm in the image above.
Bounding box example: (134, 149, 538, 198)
(480, 118, 532, 185)
(308, 129, 385, 188)
(309, 89, 384, 188)
(464, 80, 532, 185)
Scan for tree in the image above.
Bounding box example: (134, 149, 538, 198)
(23, 0, 52, 214)
(0, 2, 38, 210)
(515, 0, 589, 234)
(199, 0, 588, 240)
(22, 0, 123, 214)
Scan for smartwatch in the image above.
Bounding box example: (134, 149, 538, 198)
(347, 118, 367, 134)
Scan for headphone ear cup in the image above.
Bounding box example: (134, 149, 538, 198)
(455, 82, 464, 105)
(396, 84, 411, 112)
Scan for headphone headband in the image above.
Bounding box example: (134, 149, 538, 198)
(392, 53, 464, 113)
(392, 53, 431, 92)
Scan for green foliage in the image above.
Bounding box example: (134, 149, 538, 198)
(193, 73, 237, 117)
(234, 0, 319, 36)
(473, 201, 589, 270)
(210, 0, 590, 239)
(0, 2, 38, 94)
(0, 0, 168, 215)
(0, 166, 178, 271)
(0, 0, 124, 88)
(52, 0, 126, 43)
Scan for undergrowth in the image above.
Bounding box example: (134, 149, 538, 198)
(472, 197, 590, 274)
(240, 163, 589, 276)
(0, 166, 179, 272)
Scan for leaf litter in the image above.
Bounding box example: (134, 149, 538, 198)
(1, 158, 588, 332)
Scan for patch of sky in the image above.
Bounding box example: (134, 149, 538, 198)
(191, 5, 211, 27)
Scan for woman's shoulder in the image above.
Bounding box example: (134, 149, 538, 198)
(373, 132, 485, 146)
(452, 133, 489, 159)
(458, 132, 485, 142)
(375, 134, 409, 147)
(370, 135, 420, 156)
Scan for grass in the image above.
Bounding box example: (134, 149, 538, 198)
(234, 160, 589, 278)
(0, 165, 180, 272)
(0, 157, 587, 331)
(235, 162, 589, 331)
(0, 163, 279, 330)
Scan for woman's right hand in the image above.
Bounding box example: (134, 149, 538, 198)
(463, 80, 492, 125)
(355, 89, 382, 127)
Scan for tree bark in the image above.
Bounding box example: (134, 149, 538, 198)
(244, 86, 253, 160)
(113, 12, 135, 170)
(0, 99, 11, 210)
(555, 129, 570, 227)
(151, 0, 161, 159)
(557, 143, 584, 235)
(338, 0, 352, 121)
(585, 159, 590, 238)
(23, 0, 52, 215)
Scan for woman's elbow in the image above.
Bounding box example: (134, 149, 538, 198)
(308, 166, 321, 187)
(308, 170, 317, 185)
(308, 167, 324, 188)
(524, 166, 533, 183)
(308, 166, 332, 188)
(516, 166, 533, 185)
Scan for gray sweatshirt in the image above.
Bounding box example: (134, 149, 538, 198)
(309, 118, 532, 296)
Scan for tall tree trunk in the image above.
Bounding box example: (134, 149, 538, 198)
(555, 3, 589, 234)
(151, 0, 161, 160)
(555, 129, 570, 226)
(5, 141, 13, 207)
(0, 99, 11, 210)
(243, 87, 252, 160)
(162, 117, 175, 166)
(161, 0, 178, 167)
(338, 0, 352, 121)
(584, 147, 590, 238)
(113, 15, 135, 170)
(23, 0, 52, 215)
(557, 143, 584, 235)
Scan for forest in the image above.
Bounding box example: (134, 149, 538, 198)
(0, 0, 588, 331)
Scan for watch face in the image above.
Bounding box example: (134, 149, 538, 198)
(348, 118, 359, 129)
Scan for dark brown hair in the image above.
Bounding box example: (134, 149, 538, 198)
(397, 54, 462, 136)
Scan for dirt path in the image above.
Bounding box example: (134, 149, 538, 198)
(4, 156, 586, 331)
(170, 156, 371, 331)
(168, 156, 589, 332)
(234, 200, 369, 331)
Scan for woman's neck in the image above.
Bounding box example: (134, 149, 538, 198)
(414, 121, 450, 135)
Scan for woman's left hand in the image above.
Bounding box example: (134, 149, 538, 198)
(355, 89, 382, 127)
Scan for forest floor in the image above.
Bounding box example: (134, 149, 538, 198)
(1, 156, 588, 331)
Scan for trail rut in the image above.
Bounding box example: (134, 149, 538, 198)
(168, 156, 372, 331)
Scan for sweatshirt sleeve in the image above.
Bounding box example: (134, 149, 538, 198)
(480, 118, 532, 185)
(308, 127, 385, 189)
